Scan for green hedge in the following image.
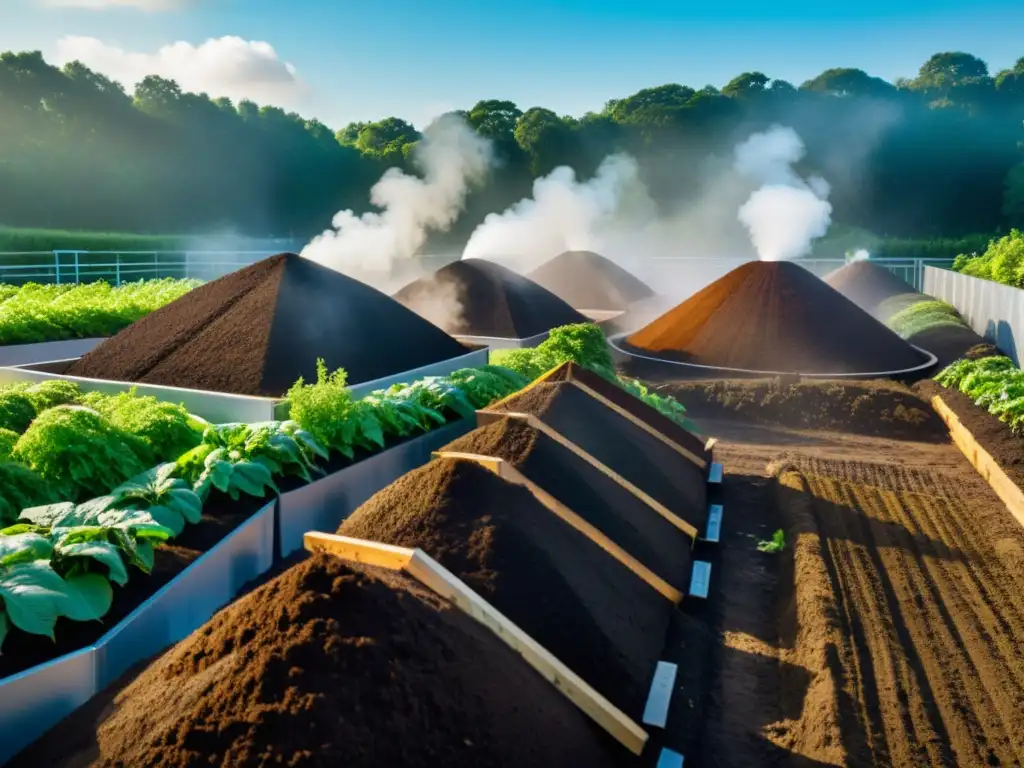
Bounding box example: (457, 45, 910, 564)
(0, 227, 184, 253)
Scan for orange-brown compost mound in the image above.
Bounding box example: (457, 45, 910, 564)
(527, 251, 655, 311)
(12, 556, 620, 768)
(67, 253, 467, 396)
(626, 260, 927, 374)
(823, 261, 918, 317)
(393, 258, 587, 338)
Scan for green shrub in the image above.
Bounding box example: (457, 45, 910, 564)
(887, 299, 969, 339)
(18, 380, 83, 411)
(12, 405, 153, 501)
(0, 428, 17, 461)
(951, 230, 1024, 287)
(0, 462, 57, 525)
(285, 359, 362, 456)
(490, 323, 615, 378)
(81, 389, 204, 459)
(0, 391, 37, 432)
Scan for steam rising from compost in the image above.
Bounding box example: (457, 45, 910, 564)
(733, 125, 833, 261)
(302, 115, 492, 275)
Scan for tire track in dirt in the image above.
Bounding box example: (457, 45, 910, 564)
(794, 458, 1024, 767)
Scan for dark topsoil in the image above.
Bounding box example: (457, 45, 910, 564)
(492, 382, 709, 530)
(393, 258, 587, 339)
(12, 556, 622, 768)
(822, 261, 917, 318)
(0, 491, 269, 680)
(626, 261, 927, 374)
(662, 377, 949, 442)
(67, 253, 468, 396)
(337, 458, 671, 717)
(916, 378, 1024, 488)
(526, 251, 655, 311)
(441, 418, 693, 588)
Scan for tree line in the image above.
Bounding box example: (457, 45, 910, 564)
(0, 49, 1022, 249)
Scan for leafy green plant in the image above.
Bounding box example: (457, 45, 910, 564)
(197, 420, 327, 482)
(285, 359, 369, 457)
(108, 463, 204, 536)
(887, 299, 969, 339)
(12, 405, 153, 501)
(0, 428, 16, 461)
(82, 389, 204, 459)
(936, 355, 1024, 432)
(446, 366, 527, 408)
(491, 323, 615, 380)
(617, 377, 695, 429)
(0, 462, 57, 525)
(952, 230, 1024, 287)
(0, 390, 36, 433)
(757, 529, 786, 553)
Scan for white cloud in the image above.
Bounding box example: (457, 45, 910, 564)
(41, 0, 185, 9)
(54, 35, 307, 108)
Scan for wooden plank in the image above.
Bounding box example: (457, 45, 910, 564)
(931, 395, 1024, 531)
(304, 532, 415, 570)
(703, 504, 724, 544)
(642, 661, 678, 728)
(405, 549, 650, 756)
(569, 380, 707, 469)
(689, 561, 712, 599)
(657, 748, 685, 768)
(498, 412, 701, 540)
(434, 452, 683, 603)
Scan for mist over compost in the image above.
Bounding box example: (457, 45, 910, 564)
(12, 555, 619, 768)
(338, 457, 671, 715)
(68, 253, 468, 396)
(392, 258, 587, 338)
(527, 251, 655, 311)
(625, 260, 927, 374)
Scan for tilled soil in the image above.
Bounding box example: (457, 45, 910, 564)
(13, 556, 623, 768)
(692, 406, 1024, 768)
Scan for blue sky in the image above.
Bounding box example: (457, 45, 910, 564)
(2, 0, 1022, 129)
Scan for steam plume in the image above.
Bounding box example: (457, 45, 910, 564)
(302, 114, 492, 274)
(733, 125, 832, 261)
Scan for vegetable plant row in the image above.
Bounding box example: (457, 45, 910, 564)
(936, 355, 1024, 432)
(0, 278, 199, 346)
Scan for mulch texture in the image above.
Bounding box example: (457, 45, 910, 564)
(393, 258, 587, 339)
(12, 556, 621, 768)
(625, 261, 927, 375)
(526, 251, 655, 311)
(68, 253, 468, 396)
(338, 457, 671, 716)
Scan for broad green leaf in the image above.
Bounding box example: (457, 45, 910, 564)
(144, 505, 185, 537)
(0, 561, 71, 638)
(229, 462, 276, 497)
(0, 532, 53, 566)
(57, 540, 129, 586)
(61, 572, 113, 621)
(19, 501, 75, 528)
(166, 488, 202, 525)
(208, 461, 234, 493)
(0, 610, 8, 649)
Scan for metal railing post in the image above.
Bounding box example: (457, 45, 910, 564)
(53, 251, 60, 285)
(73, 251, 80, 284)
(115, 253, 121, 286)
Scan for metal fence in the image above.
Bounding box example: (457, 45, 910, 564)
(0, 250, 955, 291)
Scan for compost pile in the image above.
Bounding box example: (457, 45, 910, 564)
(823, 261, 918, 319)
(526, 251, 655, 311)
(67, 253, 468, 396)
(442, 417, 693, 586)
(393, 258, 587, 338)
(626, 260, 927, 374)
(14, 556, 620, 768)
(492, 381, 707, 526)
(338, 457, 670, 715)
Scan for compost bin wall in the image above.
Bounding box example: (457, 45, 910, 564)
(277, 419, 473, 557)
(924, 266, 1024, 366)
(0, 338, 105, 367)
(0, 500, 275, 765)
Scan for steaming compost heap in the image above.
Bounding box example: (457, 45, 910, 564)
(626, 260, 928, 374)
(823, 261, 918, 318)
(442, 417, 693, 587)
(393, 258, 587, 339)
(492, 382, 708, 529)
(13, 556, 620, 768)
(68, 253, 468, 396)
(527, 250, 655, 311)
(338, 457, 670, 715)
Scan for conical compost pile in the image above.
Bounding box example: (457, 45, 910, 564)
(527, 251, 655, 311)
(490, 381, 708, 529)
(338, 457, 671, 716)
(823, 261, 918, 319)
(442, 417, 693, 588)
(12, 556, 620, 768)
(67, 253, 468, 396)
(393, 258, 588, 339)
(626, 261, 927, 374)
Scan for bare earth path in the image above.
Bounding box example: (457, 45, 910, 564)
(692, 416, 1024, 768)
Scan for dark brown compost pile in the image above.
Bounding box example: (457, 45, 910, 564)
(442, 418, 693, 587)
(823, 261, 919, 319)
(393, 258, 587, 338)
(12, 556, 621, 768)
(527, 251, 655, 311)
(338, 458, 671, 716)
(67, 253, 468, 396)
(626, 260, 927, 374)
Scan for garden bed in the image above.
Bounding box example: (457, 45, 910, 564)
(0, 337, 105, 367)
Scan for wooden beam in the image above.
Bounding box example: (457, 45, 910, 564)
(304, 532, 417, 570)
(433, 452, 684, 603)
(405, 549, 650, 756)
(931, 394, 1024, 531)
(569, 380, 707, 469)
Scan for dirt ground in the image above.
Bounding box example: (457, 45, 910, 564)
(687, 401, 1024, 767)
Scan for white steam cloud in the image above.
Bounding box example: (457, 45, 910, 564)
(733, 125, 833, 261)
(303, 114, 492, 274)
(848, 248, 871, 262)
